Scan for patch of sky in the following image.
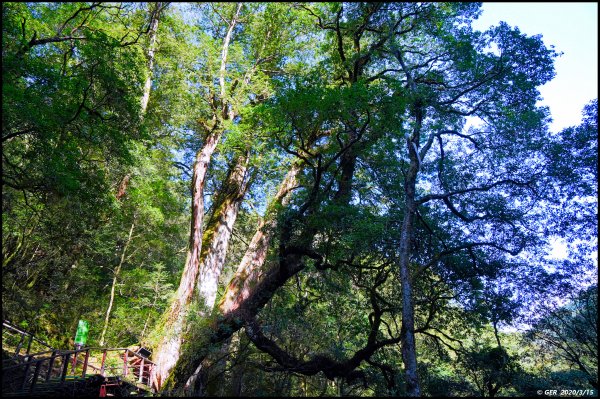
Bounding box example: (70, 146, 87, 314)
(471, 3, 598, 133)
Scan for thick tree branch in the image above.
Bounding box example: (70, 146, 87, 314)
(416, 178, 532, 206)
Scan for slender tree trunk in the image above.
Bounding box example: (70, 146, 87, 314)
(140, 277, 162, 342)
(118, 3, 163, 200)
(398, 102, 423, 396)
(140, 3, 163, 113)
(398, 194, 420, 396)
(219, 3, 243, 120)
(228, 332, 246, 396)
(100, 3, 162, 348)
(99, 222, 135, 347)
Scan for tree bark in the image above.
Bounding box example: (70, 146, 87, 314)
(219, 164, 299, 313)
(164, 147, 359, 392)
(150, 130, 222, 391)
(197, 153, 250, 312)
(140, 3, 164, 113)
(182, 153, 250, 392)
(150, 5, 243, 391)
(181, 164, 296, 395)
(398, 106, 423, 396)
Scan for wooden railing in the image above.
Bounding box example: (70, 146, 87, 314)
(2, 347, 156, 394)
(2, 321, 156, 395)
(2, 320, 54, 360)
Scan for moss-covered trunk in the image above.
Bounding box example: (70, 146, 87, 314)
(181, 165, 299, 395)
(150, 4, 244, 390)
(149, 129, 222, 391)
(152, 151, 248, 392)
(219, 164, 299, 313)
(195, 153, 249, 314)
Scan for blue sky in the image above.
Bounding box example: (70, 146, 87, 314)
(471, 2, 598, 133)
(471, 4, 597, 262)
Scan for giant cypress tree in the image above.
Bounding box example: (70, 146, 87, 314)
(162, 2, 563, 396)
(149, 3, 314, 391)
(152, 3, 554, 395)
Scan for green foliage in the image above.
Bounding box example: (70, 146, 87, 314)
(2, 2, 596, 397)
(2, 2, 187, 351)
(527, 285, 598, 389)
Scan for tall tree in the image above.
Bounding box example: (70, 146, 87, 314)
(98, 2, 167, 347)
(150, 3, 312, 390)
(167, 3, 566, 396)
(4, 3, 594, 397)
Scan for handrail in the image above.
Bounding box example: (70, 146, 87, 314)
(2, 347, 156, 372)
(2, 321, 156, 394)
(3, 347, 155, 393)
(2, 320, 55, 354)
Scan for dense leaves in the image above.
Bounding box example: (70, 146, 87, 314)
(2, 2, 596, 397)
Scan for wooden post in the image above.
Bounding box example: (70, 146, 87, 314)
(25, 333, 34, 355)
(21, 356, 31, 390)
(139, 357, 145, 383)
(14, 333, 25, 356)
(123, 350, 128, 377)
(100, 349, 108, 377)
(82, 349, 90, 378)
(71, 350, 77, 375)
(148, 363, 154, 389)
(61, 353, 70, 383)
(29, 359, 42, 392)
(45, 350, 58, 382)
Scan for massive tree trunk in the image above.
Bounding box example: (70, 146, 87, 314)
(157, 153, 249, 393)
(196, 153, 250, 314)
(163, 236, 311, 393)
(181, 153, 250, 393)
(150, 5, 242, 391)
(176, 164, 298, 395)
(164, 142, 359, 393)
(219, 164, 299, 313)
(150, 130, 222, 391)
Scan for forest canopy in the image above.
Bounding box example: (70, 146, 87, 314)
(2, 2, 597, 397)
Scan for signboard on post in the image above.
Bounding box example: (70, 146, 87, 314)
(74, 320, 89, 348)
